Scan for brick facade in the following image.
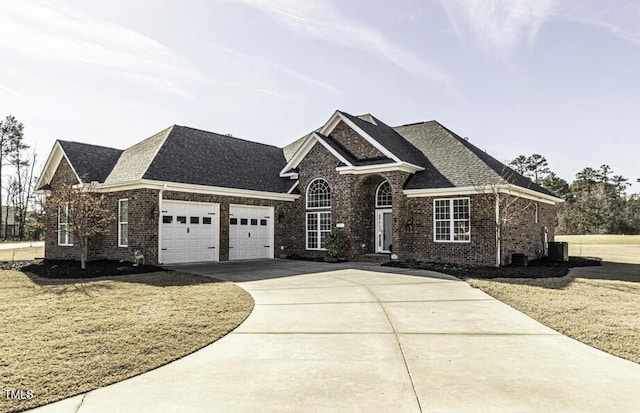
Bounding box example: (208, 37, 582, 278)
(329, 121, 386, 159)
(44, 122, 557, 267)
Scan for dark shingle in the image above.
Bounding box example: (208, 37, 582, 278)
(58, 140, 123, 183)
(395, 121, 558, 197)
(143, 126, 292, 193)
(338, 111, 428, 166)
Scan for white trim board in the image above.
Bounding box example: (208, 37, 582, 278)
(86, 179, 300, 201)
(35, 141, 82, 190)
(403, 185, 563, 205)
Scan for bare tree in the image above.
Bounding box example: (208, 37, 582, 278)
(47, 182, 115, 269)
(0, 115, 25, 239)
(471, 171, 535, 266)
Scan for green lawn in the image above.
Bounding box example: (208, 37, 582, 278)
(556, 235, 640, 264)
(0, 246, 44, 262)
(469, 235, 640, 364)
(1, 270, 253, 412)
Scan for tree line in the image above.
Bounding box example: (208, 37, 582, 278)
(0, 115, 42, 241)
(510, 154, 640, 234)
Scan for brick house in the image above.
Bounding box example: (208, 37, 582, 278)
(36, 110, 562, 266)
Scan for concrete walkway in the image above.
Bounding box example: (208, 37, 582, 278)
(31, 260, 640, 412)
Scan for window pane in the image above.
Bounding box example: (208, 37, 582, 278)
(453, 221, 469, 241)
(190, 216, 199, 224)
(119, 200, 128, 221)
(230, 218, 238, 225)
(307, 214, 318, 230)
(376, 181, 392, 207)
(320, 230, 330, 249)
(307, 232, 318, 249)
(320, 212, 331, 230)
(120, 223, 128, 245)
(260, 219, 267, 226)
(240, 218, 248, 225)
(307, 179, 331, 208)
(177, 216, 187, 224)
(162, 215, 172, 224)
(203, 217, 212, 224)
(435, 220, 450, 241)
(250, 218, 258, 226)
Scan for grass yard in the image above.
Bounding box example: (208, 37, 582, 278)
(0, 270, 253, 413)
(0, 246, 44, 262)
(468, 235, 640, 364)
(556, 234, 640, 264)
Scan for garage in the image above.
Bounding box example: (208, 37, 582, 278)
(229, 205, 274, 260)
(160, 200, 219, 264)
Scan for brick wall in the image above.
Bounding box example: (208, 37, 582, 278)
(329, 121, 386, 160)
(500, 196, 556, 265)
(43, 127, 557, 267)
(401, 194, 498, 266)
(44, 157, 81, 261)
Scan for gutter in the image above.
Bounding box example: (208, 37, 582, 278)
(157, 184, 166, 265)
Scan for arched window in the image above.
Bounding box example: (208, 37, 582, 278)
(306, 178, 331, 209)
(376, 181, 392, 208)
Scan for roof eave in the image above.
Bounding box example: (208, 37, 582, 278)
(403, 184, 563, 205)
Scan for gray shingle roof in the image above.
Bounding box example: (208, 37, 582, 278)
(338, 111, 428, 166)
(105, 126, 172, 184)
(58, 140, 123, 183)
(394, 121, 557, 197)
(53, 112, 556, 199)
(142, 126, 292, 193)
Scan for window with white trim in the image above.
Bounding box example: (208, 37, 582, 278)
(376, 181, 392, 208)
(306, 211, 331, 250)
(534, 203, 539, 224)
(58, 203, 73, 246)
(118, 199, 128, 247)
(434, 198, 470, 242)
(306, 178, 331, 250)
(306, 178, 331, 209)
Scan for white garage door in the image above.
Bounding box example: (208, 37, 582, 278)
(229, 205, 274, 260)
(161, 201, 219, 264)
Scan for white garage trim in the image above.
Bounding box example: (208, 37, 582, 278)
(229, 204, 274, 260)
(160, 200, 220, 264)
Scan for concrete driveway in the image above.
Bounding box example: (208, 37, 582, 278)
(31, 260, 640, 412)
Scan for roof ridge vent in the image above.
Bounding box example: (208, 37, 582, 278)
(356, 113, 377, 125)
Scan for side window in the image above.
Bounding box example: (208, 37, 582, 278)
(118, 199, 128, 247)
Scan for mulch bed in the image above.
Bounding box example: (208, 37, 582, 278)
(11, 259, 167, 279)
(382, 256, 601, 279)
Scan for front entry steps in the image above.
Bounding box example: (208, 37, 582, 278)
(356, 253, 392, 263)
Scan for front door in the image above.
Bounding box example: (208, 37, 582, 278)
(376, 209, 393, 253)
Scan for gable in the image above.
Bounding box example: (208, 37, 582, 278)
(49, 156, 80, 189)
(328, 120, 386, 161)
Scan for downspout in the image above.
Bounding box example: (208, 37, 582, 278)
(157, 184, 167, 264)
(495, 195, 500, 267)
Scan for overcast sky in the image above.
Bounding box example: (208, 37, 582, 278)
(1, 0, 638, 193)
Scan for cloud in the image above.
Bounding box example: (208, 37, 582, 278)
(438, 0, 640, 51)
(232, 0, 456, 89)
(0, 1, 203, 96)
(0, 83, 24, 98)
(438, 0, 556, 51)
(210, 44, 344, 97)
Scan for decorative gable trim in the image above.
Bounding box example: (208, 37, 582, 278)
(279, 131, 353, 178)
(336, 162, 423, 175)
(35, 141, 82, 190)
(320, 111, 401, 163)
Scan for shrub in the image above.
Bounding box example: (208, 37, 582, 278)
(324, 231, 349, 262)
